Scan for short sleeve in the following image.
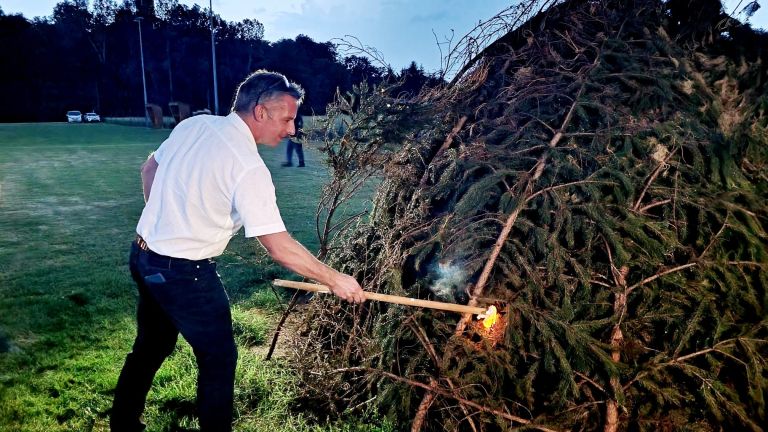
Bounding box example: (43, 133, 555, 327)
(153, 144, 166, 164)
(233, 166, 286, 237)
(154, 117, 194, 164)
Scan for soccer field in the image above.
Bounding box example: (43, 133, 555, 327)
(0, 122, 385, 431)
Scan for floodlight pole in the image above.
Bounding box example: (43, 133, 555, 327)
(209, 0, 219, 115)
(135, 16, 149, 127)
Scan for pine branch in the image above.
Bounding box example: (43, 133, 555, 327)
(637, 199, 671, 214)
(626, 263, 698, 293)
(509, 144, 548, 156)
(623, 338, 768, 390)
(411, 378, 438, 432)
(532, 82, 588, 181)
(329, 367, 562, 431)
(477, 80, 589, 301)
(632, 147, 677, 211)
(418, 115, 468, 187)
(575, 371, 607, 394)
(411, 67, 595, 430)
(405, 320, 480, 432)
(699, 214, 728, 258)
(527, 179, 613, 202)
(727, 261, 766, 268)
(673, 339, 743, 363)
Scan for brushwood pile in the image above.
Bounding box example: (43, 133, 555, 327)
(290, 0, 768, 430)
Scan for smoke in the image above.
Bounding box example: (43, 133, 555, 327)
(429, 261, 466, 301)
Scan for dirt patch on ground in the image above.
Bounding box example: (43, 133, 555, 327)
(251, 306, 305, 360)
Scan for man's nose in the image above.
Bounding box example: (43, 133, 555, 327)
(288, 123, 296, 136)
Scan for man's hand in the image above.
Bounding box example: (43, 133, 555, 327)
(326, 273, 366, 303)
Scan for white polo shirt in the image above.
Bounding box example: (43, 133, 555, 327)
(136, 113, 286, 260)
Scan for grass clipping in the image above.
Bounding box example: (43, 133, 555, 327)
(290, 0, 768, 430)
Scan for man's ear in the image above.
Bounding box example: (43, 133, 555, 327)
(253, 105, 265, 122)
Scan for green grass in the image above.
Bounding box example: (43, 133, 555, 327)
(0, 122, 390, 431)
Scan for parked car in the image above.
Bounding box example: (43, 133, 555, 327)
(66, 110, 82, 123)
(84, 112, 101, 122)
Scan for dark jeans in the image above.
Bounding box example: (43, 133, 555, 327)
(111, 242, 237, 432)
(285, 139, 304, 166)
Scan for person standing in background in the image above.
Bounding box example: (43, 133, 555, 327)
(282, 115, 305, 167)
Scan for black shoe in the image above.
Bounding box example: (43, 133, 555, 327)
(297, 163, 305, 167)
(281, 162, 292, 167)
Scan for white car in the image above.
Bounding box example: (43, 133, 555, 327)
(66, 111, 82, 123)
(84, 112, 101, 122)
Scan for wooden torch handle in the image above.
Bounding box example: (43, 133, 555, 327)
(273, 279, 487, 315)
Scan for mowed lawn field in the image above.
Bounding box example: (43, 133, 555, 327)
(0, 122, 388, 431)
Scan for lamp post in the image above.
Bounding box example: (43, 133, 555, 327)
(209, 0, 219, 115)
(134, 16, 149, 127)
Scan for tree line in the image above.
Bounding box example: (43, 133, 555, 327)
(0, 0, 440, 122)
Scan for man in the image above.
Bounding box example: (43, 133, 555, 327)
(110, 70, 365, 432)
(282, 115, 305, 167)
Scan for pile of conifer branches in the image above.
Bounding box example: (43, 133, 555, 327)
(290, 1, 768, 430)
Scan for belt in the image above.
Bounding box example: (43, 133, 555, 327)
(135, 235, 150, 252)
(134, 235, 214, 270)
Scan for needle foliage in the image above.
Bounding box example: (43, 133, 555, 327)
(295, 1, 768, 430)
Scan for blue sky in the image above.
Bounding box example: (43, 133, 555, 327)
(1, 0, 766, 72)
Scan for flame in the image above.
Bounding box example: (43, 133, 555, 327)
(482, 306, 498, 329)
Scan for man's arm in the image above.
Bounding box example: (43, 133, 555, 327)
(141, 154, 158, 203)
(257, 231, 365, 303)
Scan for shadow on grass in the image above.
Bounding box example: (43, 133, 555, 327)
(160, 397, 198, 431)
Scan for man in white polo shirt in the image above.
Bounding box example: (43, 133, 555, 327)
(110, 70, 365, 432)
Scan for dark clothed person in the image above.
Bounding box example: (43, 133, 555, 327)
(283, 115, 305, 167)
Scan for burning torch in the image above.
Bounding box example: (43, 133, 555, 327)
(273, 279, 499, 329)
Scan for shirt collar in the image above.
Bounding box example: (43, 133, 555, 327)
(227, 112, 256, 146)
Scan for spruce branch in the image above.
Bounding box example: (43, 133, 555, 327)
(673, 338, 753, 364)
(411, 378, 439, 432)
(699, 214, 728, 259)
(526, 179, 614, 202)
(623, 338, 768, 391)
(328, 367, 562, 431)
(509, 144, 548, 156)
(637, 198, 671, 213)
(418, 115, 468, 187)
(403, 317, 481, 432)
(575, 371, 607, 394)
(626, 263, 698, 293)
(632, 147, 677, 212)
(726, 261, 766, 267)
(605, 239, 629, 432)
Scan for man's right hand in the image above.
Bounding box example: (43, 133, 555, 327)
(327, 273, 366, 304)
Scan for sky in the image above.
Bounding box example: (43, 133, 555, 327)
(0, 0, 514, 72)
(1, 0, 766, 73)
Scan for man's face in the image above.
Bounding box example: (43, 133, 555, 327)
(253, 94, 298, 146)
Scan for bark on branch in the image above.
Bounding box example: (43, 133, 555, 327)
(329, 367, 561, 432)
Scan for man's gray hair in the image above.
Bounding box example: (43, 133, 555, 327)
(231, 70, 305, 114)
